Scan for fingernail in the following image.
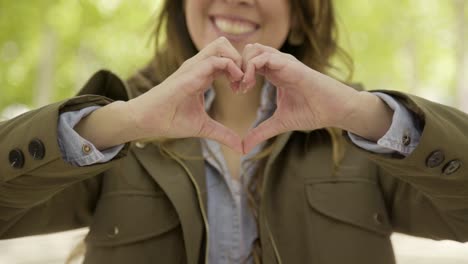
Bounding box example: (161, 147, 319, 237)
(240, 79, 247, 94)
(236, 83, 242, 94)
(232, 84, 238, 94)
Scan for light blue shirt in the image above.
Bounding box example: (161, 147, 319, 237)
(58, 83, 421, 263)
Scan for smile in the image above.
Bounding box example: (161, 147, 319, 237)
(211, 16, 259, 36)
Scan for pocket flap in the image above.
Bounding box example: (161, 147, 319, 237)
(86, 194, 180, 247)
(306, 179, 392, 235)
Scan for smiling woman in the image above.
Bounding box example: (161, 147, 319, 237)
(1, 1, 468, 264)
(211, 16, 259, 36)
(185, 0, 290, 50)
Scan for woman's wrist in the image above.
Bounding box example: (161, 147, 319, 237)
(337, 91, 394, 142)
(74, 100, 139, 150)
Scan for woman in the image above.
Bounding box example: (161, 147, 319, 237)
(1, 0, 467, 263)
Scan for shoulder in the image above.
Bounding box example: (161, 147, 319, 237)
(77, 70, 130, 101)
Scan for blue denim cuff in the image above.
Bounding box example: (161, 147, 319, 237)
(348, 92, 422, 156)
(57, 106, 125, 166)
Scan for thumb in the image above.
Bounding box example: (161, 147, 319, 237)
(243, 116, 285, 154)
(198, 118, 243, 153)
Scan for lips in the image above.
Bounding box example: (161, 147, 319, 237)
(211, 16, 259, 36)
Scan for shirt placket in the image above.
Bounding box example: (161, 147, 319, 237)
(202, 82, 277, 264)
(203, 140, 242, 262)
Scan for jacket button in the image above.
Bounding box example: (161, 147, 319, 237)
(442, 159, 462, 175)
(9, 148, 25, 169)
(373, 213, 384, 225)
(402, 134, 411, 146)
(28, 138, 46, 160)
(426, 150, 445, 168)
(107, 226, 119, 238)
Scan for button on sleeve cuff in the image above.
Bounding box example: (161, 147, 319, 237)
(347, 92, 422, 156)
(57, 106, 125, 167)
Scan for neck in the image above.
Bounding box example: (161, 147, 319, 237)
(209, 76, 264, 136)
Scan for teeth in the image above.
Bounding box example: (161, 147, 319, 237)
(214, 18, 256, 35)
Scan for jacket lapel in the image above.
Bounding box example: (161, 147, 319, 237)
(259, 131, 294, 263)
(167, 137, 208, 209)
(264, 131, 294, 179)
(131, 137, 207, 264)
(131, 132, 294, 264)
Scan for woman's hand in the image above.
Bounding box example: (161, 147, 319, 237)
(240, 43, 393, 154)
(126, 37, 245, 153)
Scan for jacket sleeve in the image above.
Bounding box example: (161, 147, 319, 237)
(346, 90, 468, 243)
(348, 92, 422, 155)
(0, 70, 130, 239)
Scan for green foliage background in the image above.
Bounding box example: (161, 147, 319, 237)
(0, 0, 466, 113)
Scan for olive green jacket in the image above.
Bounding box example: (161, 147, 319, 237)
(1, 69, 468, 264)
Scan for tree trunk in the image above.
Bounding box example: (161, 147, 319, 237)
(34, 25, 56, 108)
(454, 0, 468, 112)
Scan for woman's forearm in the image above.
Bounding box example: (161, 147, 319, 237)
(339, 91, 394, 142)
(74, 101, 138, 150)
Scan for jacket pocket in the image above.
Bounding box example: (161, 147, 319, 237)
(85, 193, 180, 247)
(305, 177, 392, 236)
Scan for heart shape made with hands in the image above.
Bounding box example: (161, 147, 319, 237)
(205, 42, 345, 155)
(209, 42, 362, 155)
(129, 39, 362, 157)
(149, 39, 359, 156)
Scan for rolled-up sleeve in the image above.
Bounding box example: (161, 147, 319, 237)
(57, 106, 124, 166)
(348, 92, 422, 156)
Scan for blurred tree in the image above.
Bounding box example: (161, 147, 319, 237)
(0, 0, 466, 114)
(0, 0, 159, 111)
(334, 0, 461, 105)
(453, 0, 468, 112)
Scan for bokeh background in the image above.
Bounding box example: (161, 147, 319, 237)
(0, 0, 467, 263)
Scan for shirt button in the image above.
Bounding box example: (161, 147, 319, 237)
(402, 134, 411, 146)
(28, 138, 46, 160)
(82, 143, 92, 154)
(9, 148, 25, 169)
(442, 159, 462, 175)
(107, 226, 119, 238)
(426, 150, 445, 168)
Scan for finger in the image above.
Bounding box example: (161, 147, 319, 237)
(193, 56, 244, 93)
(192, 37, 242, 67)
(242, 52, 289, 93)
(207, 56, 244, 83)
(230, 80, 241, 94)
(242, 43, 281, 64)
(198, 118, 243, 154)
(241, 43, 264, 72)
(243, 116, 286, 154)
(242, 52, 271, 92)
(242, 43, 294, 72)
